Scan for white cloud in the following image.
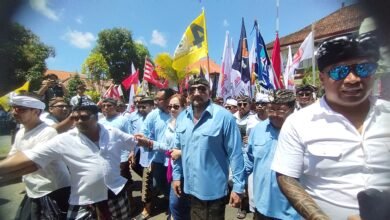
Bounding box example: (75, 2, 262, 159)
(223, 19, 229, 27)
(135, 37, 148, 46)
(63, 30, 96, 49)
(75, 16, 83, 24)
(150, 30, 167, 47)
(29, 0, 59, 21)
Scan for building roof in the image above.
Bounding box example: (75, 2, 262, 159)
(267, 4, 367, 49)
(44, 69, 87, 82)
(186, 58, 221, 74)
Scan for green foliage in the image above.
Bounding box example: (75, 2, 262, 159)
(67, 75, 85, 97)
(85, 90, 100, 103)
(0, 23, 55, 93)
(302, 66, 321, 88)
(81, 52, 109, 81)
(134, 42, 151, 76)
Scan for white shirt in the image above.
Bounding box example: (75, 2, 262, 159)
(246, 114, 263, 136)
(24, 124, 136, 205)
(70, 94, 93, 106)
(9, 122, 70, 198)
(271, 97, 390, 219)
(40, 111, 58, 126)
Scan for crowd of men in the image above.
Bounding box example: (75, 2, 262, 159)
(0, 22, 389, 220)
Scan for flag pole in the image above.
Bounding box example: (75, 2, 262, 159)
(276, 0, 279, 34)
(311, 23, 316, 85)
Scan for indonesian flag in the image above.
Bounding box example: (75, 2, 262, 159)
(271, 33, 284, 89)
(121, 63, 139, 91)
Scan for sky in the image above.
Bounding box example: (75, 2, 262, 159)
(12, 0, 355, 73)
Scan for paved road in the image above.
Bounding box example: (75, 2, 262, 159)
(0, 134, 253, 219)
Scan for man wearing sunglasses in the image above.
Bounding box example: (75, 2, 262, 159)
(6, 94, 71, 219)
(40, 97, 75, 133)
(272, 32, 390, 219)
(295, 84, 317, 110)
(245, 90, 300, 220)
(172, 77, 245, 219)
(0, 104, 144, 219)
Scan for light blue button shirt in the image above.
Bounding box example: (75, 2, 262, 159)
(173, 101, 245, 200)
(245, 120, 300, 219)
(99, 115, 131, 162)
(141, 108, 170, 165)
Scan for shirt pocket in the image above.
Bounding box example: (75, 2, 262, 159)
(252, 139, 269, 159)
(200, 126, 222, 150)
(305, 143, 344, 176)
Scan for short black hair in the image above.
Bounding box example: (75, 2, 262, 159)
(159, 88, 176, 100)
(72, 105, 99, 115)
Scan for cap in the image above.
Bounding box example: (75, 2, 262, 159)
(295, 84, 317, 93)
(255, 93, 270, 103)
(317, 32, 380, 72)
(269, 89, 296, 104)
(225, 98, 237, 107)
(188, 76, 210, 87)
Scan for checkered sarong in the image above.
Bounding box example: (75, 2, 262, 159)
(66, 188, 130, 220)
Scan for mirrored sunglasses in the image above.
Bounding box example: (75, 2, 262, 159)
(328, 62, 378, 81)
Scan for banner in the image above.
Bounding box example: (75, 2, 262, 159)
(0, 81, 30, 111)
(172, 10, 208, 71)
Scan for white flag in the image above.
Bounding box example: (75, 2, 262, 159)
(288, 31, 314, 90)
(217, 31, 234, 100)
(283, 46, 293, 89)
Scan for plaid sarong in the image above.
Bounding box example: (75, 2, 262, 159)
(66, 187, 130, 220)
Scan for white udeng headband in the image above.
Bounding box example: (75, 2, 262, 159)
(10, 95, 45, 110)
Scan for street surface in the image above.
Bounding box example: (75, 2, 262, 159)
(0, 135, 253, 219)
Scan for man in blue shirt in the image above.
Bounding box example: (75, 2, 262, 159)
(172, 77, 245, 219)
(134, 88, 175, 220)
(245, 90, 300, 220)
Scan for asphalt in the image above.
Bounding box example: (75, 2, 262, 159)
(0, 134, 253, 219)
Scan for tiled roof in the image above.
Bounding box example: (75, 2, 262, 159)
(186, 58, 221, 74)
(267, 4, 367, 49)
(44, 69, 87, 82)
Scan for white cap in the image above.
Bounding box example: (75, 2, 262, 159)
(255, 93, 270, 103)
(225, 98, 237, 106)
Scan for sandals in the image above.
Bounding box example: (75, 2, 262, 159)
(236, 209, 247, 219)
(132, 212, 151, 220)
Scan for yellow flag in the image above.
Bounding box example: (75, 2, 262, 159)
(172, 10, 208, 71)
(0, 81, 30, 111)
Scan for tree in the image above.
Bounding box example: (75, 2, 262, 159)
(67, 74, 85, 97)
(93, 28, 151, 84)
(81, 52, 109, 81)
(0, 23, 54, 94)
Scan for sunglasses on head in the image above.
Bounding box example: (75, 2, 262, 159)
(237, 102, 248, 107)
(168, 104, 181, 110)
(328, 62, 378, 81)
(189, 85, 207, 94)
(71, 114, 92, 121)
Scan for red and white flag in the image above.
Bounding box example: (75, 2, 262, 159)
(143, 57, 168, 88)
(271, 33, 284, 89)
(286, 31, 314, 90)
(103, 84, 121, 100)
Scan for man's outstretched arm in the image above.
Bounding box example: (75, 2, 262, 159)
(0, 152, 38, 176)
(276, 173, 330, 220)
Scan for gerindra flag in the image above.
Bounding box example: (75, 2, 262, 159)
(232, 18, 250, 83)
(172, 10, 208, 71)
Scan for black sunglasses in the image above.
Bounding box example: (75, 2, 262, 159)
(328, 62, 378, 81)
(296, 91, 313, 97)
(137, 105, 147, 109)
(168, 104, 181, 110)
(237, 102, 248, 107)
(189, 85, 207, 94)
(71, 114, 92, 121)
